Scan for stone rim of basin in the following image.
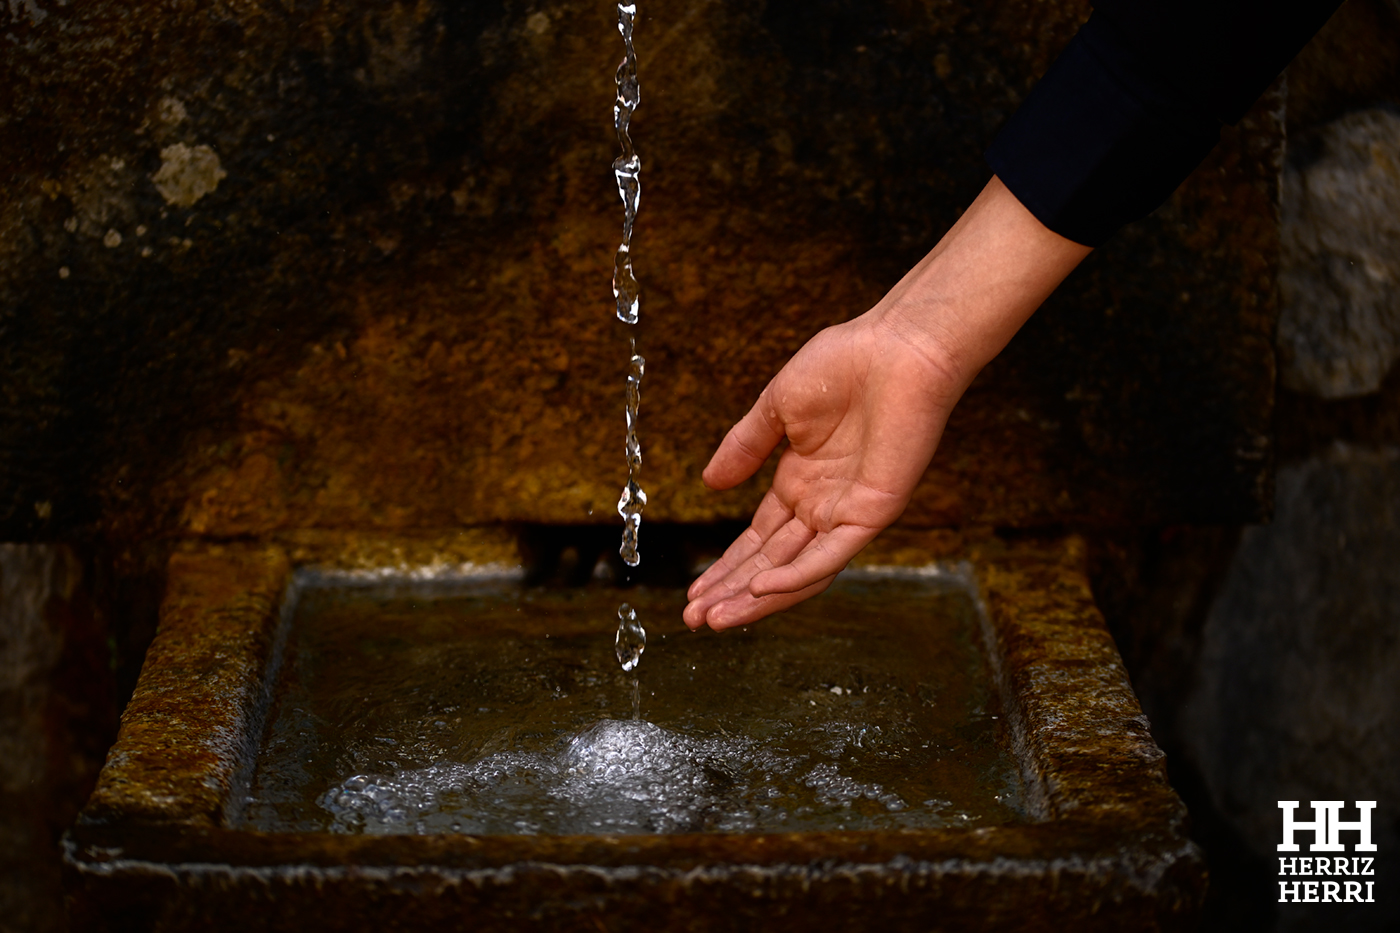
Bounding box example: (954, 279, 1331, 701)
(65, 532, 1203, 930)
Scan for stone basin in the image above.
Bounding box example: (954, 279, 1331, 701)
(65, 533, 1204, 931)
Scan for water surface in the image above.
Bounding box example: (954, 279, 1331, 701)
(240, 575, 1025, 836)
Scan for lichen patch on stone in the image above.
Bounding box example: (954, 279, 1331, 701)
(151, 143, 227, 207)
(157, 96, 188, 126)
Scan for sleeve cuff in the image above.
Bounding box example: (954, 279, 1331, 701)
(985, 12, 1221, 248)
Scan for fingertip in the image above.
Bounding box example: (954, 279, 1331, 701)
(706, 611, 747, 632)
(704, 596, 760, 631)
(699, 455, 720, 488)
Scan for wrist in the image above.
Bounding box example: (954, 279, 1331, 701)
(867, 298, 975, 400)
(867, 175, 1092, 390)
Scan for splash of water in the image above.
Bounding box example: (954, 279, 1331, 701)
(319, 719, 915, 836)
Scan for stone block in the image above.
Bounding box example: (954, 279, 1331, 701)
(1180, 444, 1400, 931)
(1279, 109, 1400, 399)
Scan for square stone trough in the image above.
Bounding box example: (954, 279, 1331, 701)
(64, 534, 1204, 931)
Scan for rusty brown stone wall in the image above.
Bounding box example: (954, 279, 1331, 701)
(2, 0, 1280, 547)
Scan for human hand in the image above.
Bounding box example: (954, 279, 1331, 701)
(682, 311, 963, 629)
(683, 176, 1092, 631)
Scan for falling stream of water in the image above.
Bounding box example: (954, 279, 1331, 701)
(611, 2, 641, 329)
(612, 1, 647, 680)
(233, 9, 1031, 839)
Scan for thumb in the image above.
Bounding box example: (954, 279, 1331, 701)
(702, 390, 785, 490)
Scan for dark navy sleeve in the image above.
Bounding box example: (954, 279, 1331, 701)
(985, 1, 1343, 247)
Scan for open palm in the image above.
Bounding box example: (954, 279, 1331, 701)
(682, 312, 962, 630)
(681, 177, 1092, 631)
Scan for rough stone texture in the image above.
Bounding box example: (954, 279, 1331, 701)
(1, 0, 1281, 544)
(1083, 525, 1274, 929)
(1278, 109, 1400, 398)
(0, 544, 115, 933)
(67, 839, 1202, 933)
(271, 525, 520, 575)
(67, 535, 1205, 931)
(1086, 526, 1242, 752)
(1179, 444, 1400, 932)
(972, 537, 1182, 827)
(1276, 356, 1400, 468)
(1071, 12, 1400, 925)
(863, 531, 1188, 830)
(83, 545, 289, 827)
(1283, 0, 1400, 135)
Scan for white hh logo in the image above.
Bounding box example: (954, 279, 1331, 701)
(1278, 801, 1378, 852)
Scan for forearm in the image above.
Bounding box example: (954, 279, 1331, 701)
(872, 175, 1092, 393)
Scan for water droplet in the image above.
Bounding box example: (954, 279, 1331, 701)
(613, 246, 640, 325)
(615, 603, 646, 672)
(624, 351, 645, 466)
(617, 478, 647, 567)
